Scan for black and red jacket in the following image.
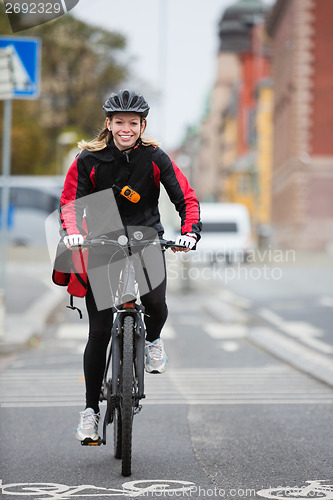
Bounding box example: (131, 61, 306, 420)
(53, 140, 202, 296)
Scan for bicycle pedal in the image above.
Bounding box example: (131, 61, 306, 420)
(80, 437, 103, 446)
(134, 404, 143, 415)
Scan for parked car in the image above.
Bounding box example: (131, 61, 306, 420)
(0, 176, 63, 246)
(198, 202, 254, 264)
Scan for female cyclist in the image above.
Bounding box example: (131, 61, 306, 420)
(55, 90, 201, 442)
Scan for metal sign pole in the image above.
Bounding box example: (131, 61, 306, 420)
(0, 98, 12, 339)
(0, 37, 41, 341)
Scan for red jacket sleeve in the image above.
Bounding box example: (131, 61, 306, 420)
(60, 153, 95, 235)
(153, 148, 202, 238)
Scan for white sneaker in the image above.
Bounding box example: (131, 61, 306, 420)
(145, 338, 168, 373)
(75, 408, 100, 442)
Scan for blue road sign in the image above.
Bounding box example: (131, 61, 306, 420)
(0, 37, 41, 99)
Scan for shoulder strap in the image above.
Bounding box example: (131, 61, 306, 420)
(66, 295, 83, 319)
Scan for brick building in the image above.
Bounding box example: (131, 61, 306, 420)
(267, 0, 333, 251)
(195, 0, 272, 238)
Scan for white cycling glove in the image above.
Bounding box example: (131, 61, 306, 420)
(175, 233, 197, 249)
(63, 234, 84, 247)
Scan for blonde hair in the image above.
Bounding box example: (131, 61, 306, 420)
(78, 118, 160, 151)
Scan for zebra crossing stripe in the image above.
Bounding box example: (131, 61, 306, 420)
(2, 364, 333, 407)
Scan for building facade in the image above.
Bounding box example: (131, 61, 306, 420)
(196, 52, 241, 201)
(195, 0, 272, 245)
(267, 0, 333, 251)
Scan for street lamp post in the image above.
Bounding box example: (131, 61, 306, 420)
(158, 0, 168, 145)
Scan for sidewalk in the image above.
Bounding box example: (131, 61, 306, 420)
(0, 246, 65, 354)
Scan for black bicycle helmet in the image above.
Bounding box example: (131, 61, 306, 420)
(103, 89, 150, 118)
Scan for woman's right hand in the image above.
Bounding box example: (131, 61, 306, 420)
(63, 234, 84, 250)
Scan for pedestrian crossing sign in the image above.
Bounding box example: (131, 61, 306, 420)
(0, 36, 41, 100)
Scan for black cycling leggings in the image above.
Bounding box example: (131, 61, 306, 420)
(83, 273, 168, 413)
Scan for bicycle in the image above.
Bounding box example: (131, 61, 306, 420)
(76, 229, 183, 477)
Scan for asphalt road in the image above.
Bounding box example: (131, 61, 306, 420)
(1, 275, 333, 500)
(182, 250, 333, 357)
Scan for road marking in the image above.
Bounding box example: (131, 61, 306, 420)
(11, 355, 82, 368)
(257, 479, 333, 499)
(258, 308, 333, 354)
(219, 341, 240, 352)
(2, 365, 333, 407)
(0, 370, 85, 407)
(202, 298, 247, 324)
(204, 323, 247, 339)
(248, 327, 333, 387)
(145, 365, 333, 405)
(162, 325, 177, 339)
(282, 321, 322, 336)
(0, 479, 196, 497)
(56, 323, 88, 339)
(318, 295, 333, 307)
(56, 323, 176, 341)
(258, 308, 285, 327)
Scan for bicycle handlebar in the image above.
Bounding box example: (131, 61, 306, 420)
(71, 236, 187, 250)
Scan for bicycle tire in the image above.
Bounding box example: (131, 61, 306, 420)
(106, 380, 114, 424)
(113, 407, 122, 459)
(121, 315, 134, 477)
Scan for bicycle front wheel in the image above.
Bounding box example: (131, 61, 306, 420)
(121, 314, 135, 477)
(113, 407, 122, 459)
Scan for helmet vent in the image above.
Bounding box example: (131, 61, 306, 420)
(123, 91, 129, 107)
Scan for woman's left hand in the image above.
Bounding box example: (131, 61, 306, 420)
(172, 234, 197, 253)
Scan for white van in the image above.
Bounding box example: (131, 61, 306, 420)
(198, 202, 253, 264)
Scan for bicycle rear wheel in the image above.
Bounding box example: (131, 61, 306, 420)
(120, 314, 134, 477)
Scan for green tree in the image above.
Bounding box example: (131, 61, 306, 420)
(0, 6, 128, 174)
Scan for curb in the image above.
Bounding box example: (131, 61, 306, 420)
(247, 327, 333, 388)
(201, 295, 333, 389)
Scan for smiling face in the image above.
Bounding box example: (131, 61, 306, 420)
(107, 112, 146, 151)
